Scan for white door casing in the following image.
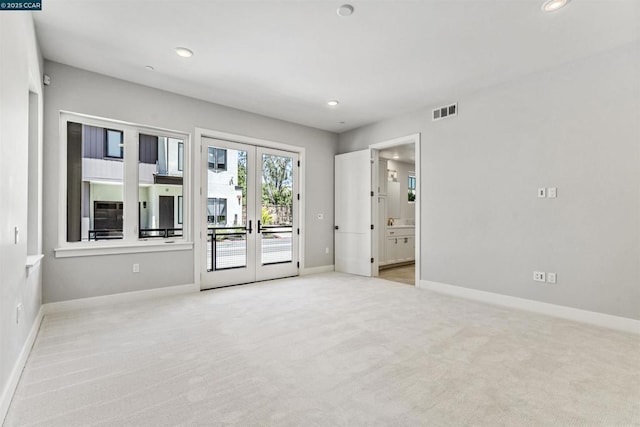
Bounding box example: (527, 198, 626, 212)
(201, 138, 299, 289)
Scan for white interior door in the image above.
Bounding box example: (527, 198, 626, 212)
(201, 138, 299, 289)
(334, 149, 373, 276)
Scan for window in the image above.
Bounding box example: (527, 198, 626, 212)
(208, 147, 227, 172)
(67, 121, 124, 242)
(139, 134, 184, 238)
(408, 173, 416, 202)
(105, 129, 123, 159)
(208, 198, 227, 224)
(62, 113, 188, 246)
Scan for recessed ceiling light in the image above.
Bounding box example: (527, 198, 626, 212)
(327, 100, 339, 106)
(145, 65, 154, 71)
(175, 47, 194, 58)
(337, 4, 354, 17)
(392, 154, 400, 159)
(542, 0, 570, 12)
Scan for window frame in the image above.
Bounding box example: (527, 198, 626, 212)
(55, 112, 192, 258)
(104, 128, 124, 159)
(208, 147, 227, 173)
(408, 172, 416, 203)
(207, 197, 227, 225)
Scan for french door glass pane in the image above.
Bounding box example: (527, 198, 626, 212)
(207, 147, 248, 271)
(260, 153, 293, 265)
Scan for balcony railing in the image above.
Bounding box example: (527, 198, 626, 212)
(88, 228, 183, 240)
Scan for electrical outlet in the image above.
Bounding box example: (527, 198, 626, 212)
(533, 271, 546, 282)
(133, 263, 140, 273)
(547, 273, 556, 284)
(16, 303, 22, 324)
(537, 188, 546, 198)
(325, 247, 329, 254)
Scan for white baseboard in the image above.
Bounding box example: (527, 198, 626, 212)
(43, 283, 199, 314)
(300, 265, 335, 276)
(419, 280, 640, 335)
(0, 306, 44, 425)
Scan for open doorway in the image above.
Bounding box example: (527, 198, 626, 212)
(370, 134, 420, 286)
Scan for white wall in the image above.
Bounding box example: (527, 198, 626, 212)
(339, 42, 640, 320)
(42, 61, 338, 303)
(0, 12, 43, 422)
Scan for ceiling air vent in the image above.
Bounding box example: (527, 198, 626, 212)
(432, 103, 457, 121)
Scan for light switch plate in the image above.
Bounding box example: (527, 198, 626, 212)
(538, 188, 546, 198)
(547, 273, 556, 284)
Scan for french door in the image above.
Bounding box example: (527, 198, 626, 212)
(201, 138, 299, 289)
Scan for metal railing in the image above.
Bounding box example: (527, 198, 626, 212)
(208, 226, 248, 271)
(139, 228, 183, 239)
(88, 229, 123, 240)
(88, 228, 183, 240)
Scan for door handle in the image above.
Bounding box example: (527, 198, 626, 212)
(246, 220, 252, 234)
(257, 220, 262, 233)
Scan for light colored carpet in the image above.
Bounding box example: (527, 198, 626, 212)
(4, 273, 639, 426)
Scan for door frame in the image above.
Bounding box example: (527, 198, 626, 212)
(369, 133, 421, 287)
(194, 128, 306, 290)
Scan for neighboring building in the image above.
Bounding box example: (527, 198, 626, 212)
(75, 124, 189, 240)
(206, 147, 243, 228)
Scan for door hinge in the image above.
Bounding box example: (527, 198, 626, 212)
(297, 261, 300, 268)
(371, 257, 374, 263)
(297, 228, 300, 235)
(371, 224, 374, 230)
(297, 193, 300, 201)
(199, 187, 202, 195)
(297, 160, 300, 167)
(370, 191, 374, 197)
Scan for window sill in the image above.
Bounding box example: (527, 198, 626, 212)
(26, 254, 44, 269)
(54, 241, 193, 258)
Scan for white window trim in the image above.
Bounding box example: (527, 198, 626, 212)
(56, 111, 192, 257)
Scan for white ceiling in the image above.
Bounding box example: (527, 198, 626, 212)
(379, 144, 415, 164)
(33, 1, 639, 133)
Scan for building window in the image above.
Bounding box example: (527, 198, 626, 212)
(408, 173, 416, 202)
(63, 113, 188, 245)
(178, 142, 184, 171)
(208, 198, 227, 225)
(105, 129, 123, 159)
(208, 147, 227, 172)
